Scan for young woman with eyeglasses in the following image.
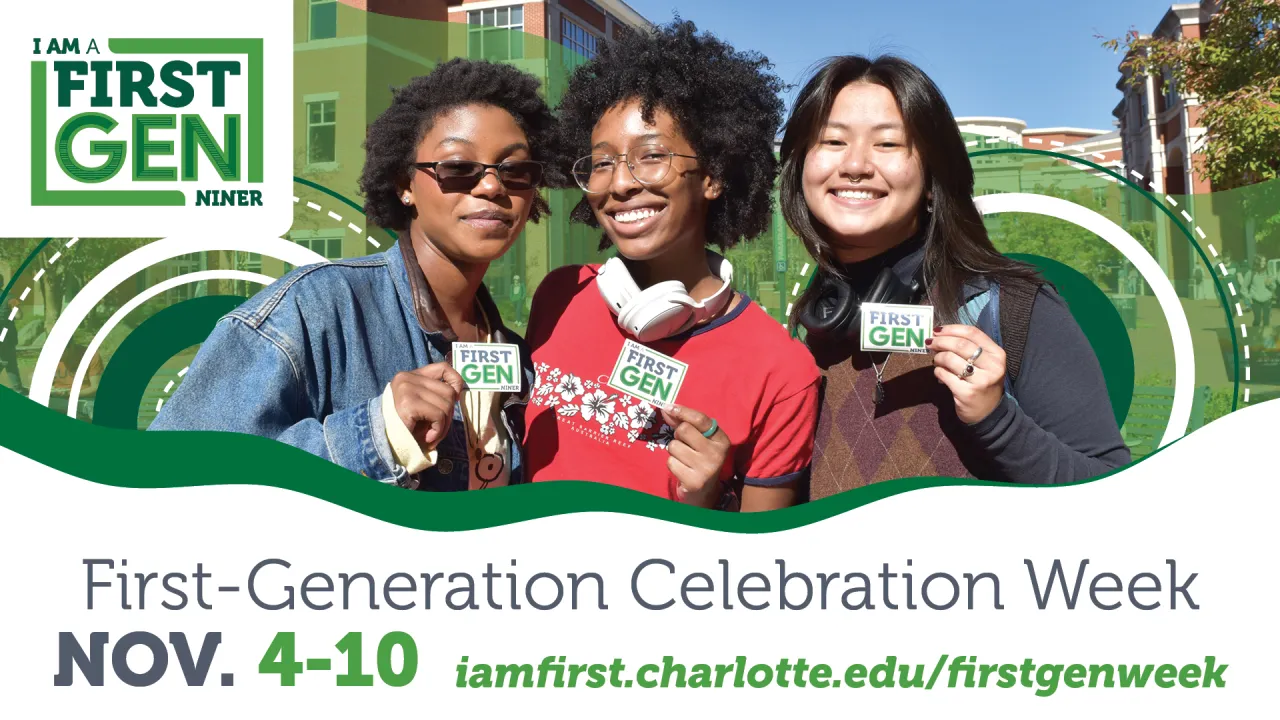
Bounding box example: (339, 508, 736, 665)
(153, 59, 557, 490)
(521, 21, 821, 511)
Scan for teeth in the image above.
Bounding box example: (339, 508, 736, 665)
(835, 190, 878, 200)
(614, 208, 660, 223)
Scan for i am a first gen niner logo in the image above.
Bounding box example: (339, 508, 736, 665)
(30, 36, 263, 207)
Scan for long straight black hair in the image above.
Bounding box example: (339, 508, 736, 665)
(781, 55, 1040, 327)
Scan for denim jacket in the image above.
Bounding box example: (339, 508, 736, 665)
(150, 237, 534, 490)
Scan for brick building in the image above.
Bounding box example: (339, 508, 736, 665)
(955, 117, 1126, 227)
(1110, 1, 1248, 288)
(1112, 2, 1213, 199)
(445, 0, 648, 51)
(253, 1, 654, 293)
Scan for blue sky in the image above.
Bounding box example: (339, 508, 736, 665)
(623, 0, 1177, 130)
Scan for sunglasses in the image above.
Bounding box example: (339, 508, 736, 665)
(412, 160, 544, 190)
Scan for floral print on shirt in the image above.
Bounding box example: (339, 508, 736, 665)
(533, 362, 673, 451)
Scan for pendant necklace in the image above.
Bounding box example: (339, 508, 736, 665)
(461, 302, 505, 488)
(871, 353, 891, 405)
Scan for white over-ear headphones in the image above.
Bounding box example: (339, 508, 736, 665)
(596, 250, 735, 342)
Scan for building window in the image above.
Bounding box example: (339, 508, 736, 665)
(309, 0, 337, 41)
(164, 253, 202, 303)
(468, 6, 524, 61)
(1162, 70, 1178, 109)
(233, 252, 262, 298)
(294, 235, 344, 260)
(562, 17, 598, 68)
(307, 100, 336, 165)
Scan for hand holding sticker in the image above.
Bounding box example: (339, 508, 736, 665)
(660, 404, 731, 509)
(927, 324, 1006, 425)
(389, 362, 466, 452)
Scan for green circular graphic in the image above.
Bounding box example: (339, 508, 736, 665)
(1011, 254, 1135, 428)
(93, 295, 247, 430)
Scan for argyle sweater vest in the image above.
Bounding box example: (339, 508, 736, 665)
(809, 347, 979, 499)
(807, 278, 1040, 498)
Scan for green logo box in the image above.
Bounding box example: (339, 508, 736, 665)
(0, 0, 293, 237)
(30, 38, 264, 207)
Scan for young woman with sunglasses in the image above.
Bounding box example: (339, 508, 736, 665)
(522, 22, 821, 511)
(153, 59, 556, 490)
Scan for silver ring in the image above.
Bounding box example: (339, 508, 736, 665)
(959, 363, 975, 379)
(967, 346, 983, 364)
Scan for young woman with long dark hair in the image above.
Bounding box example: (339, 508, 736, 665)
(781, 55, 1129, 493)
(153, 59, 554, 490)
(523, 21, 821, 511)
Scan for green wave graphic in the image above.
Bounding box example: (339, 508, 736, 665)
(0, 385, 1137, 533)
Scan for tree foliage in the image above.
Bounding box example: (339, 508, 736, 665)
(1104, 0, 1280, 189)
(988, 185, 1128, 288)
(0, 238, 149, 332)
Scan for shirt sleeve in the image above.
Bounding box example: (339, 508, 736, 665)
(741, 379, 822, 487)
(968, 286, 1131, 483)
(380, 382, 437, 474)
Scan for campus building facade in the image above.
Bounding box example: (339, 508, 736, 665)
(1112, 2, 1213, 200)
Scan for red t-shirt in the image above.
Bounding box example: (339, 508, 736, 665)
(524, 265, 821, 498)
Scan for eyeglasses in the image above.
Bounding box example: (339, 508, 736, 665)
(411, 160, 544, 191)
(572, 143, 699, 195)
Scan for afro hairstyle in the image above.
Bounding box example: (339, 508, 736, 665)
(554, 20, 785, 250)
(359, 58, 562, 232)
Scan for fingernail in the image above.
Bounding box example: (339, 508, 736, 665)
(934, 325, 943, 332)
(924, 338, 933, 345)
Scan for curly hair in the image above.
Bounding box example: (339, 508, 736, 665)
(554, 20, 785, 249)
(359, 58, 561, 231)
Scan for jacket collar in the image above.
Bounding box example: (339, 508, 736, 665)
(396, 234, 516, 344)
(388, 234, 533, 409)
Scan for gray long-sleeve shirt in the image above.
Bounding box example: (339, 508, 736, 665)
(966, 285, 1131, 483)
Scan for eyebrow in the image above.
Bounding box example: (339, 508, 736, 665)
(591, 133, 664, 151)
(435, 136, 474, 148)
(434, 138, 531, 157)
(498, 141, 531, 157)
(823, 121, 905, 132)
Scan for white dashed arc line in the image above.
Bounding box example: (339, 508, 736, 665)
(0, 237, 78, 345)
(1166, 194, 1249, 403)
(62, 269, 277, 418)
(155, 366, 190, 414)
(782, 263, 813, 320)
(294, 194, 381, 249)
(29, 237, 326, 410)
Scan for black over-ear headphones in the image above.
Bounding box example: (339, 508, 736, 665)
(798, 261, 926, 342)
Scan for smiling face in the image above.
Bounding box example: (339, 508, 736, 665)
(404, 103, 535, 265)
(587, 99, 720, 261)
(801, 82, 928, 263)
